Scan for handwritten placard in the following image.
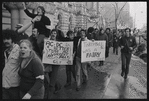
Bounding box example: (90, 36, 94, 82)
(81, 41, 106, 62)
(42, 39, 73, 65)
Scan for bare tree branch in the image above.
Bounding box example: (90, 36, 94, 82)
(117, 2, 127, 20)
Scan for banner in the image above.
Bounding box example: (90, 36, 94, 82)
(42, 39, 73, 65)
(81, 41, 106, 62)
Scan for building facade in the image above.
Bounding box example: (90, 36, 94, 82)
(2, 2, 106, 36)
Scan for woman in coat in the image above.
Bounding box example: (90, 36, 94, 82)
(19, 39, 45, 99)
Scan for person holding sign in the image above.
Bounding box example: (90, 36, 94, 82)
(94, 28, 108, 66)
(62, 31, 78, 87)
(75, 29, 90, 91)
(44, 29, 62, 98)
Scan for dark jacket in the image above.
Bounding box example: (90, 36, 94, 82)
(86, 33, 94, 40)
(106, 32, 113, 47)
(28, 35, 42, 59)
(61, 36, 80, 53)
(113, 34, 120, 48)
(56, 29, 65, 41)
(24, 9, 51, 37)
(94, 33, 108, 48)
(19, 51, 44, 96)
(119, 36, 137, 54)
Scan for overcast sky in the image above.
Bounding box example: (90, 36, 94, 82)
(129, 2, 147, 29)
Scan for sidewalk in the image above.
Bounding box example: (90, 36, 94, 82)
(89, 47, 122, 98)
(103, 49, 147, 99)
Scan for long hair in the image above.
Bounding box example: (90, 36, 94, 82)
(37, 6, 45, 15)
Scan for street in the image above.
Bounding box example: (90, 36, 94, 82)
(48, 47, 147, 99)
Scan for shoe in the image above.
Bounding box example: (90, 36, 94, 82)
(54, 85, 62, 94)
(124, 75, 127, 79)
(76, 87, 80, 91)
(121, 72, 124, 77)
(64, 83, 71, 88)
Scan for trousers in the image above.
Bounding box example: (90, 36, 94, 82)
(76, 56, 88, 88)
(113, 46, 119, 55)
(2, 86, 20, 99)
(66, 65, 76, 83)
(121, 52, 132, 76)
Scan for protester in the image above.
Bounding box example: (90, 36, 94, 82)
(113, 30, 120, 55)
(74, 27, 79, 37)
(95, 28, 108, 66)
(75, 29, 90, 91)
(55, 24, 65, 41)
(22, 2, 51, 53)
(44, 29, 62, 99)
(77, 27, 82, 37)
(119, 28, 137, 79)
(86, 27, 94, 40)
(62, 31, 77, 87)
(105, 28, 113, 57)
(28, 28, 42, 58)
(19, 39, 45, 99)
(2, 29, 20, 99)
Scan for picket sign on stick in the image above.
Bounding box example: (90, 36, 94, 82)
(42, 39, 73, 65)
(81, 40, 106, 63)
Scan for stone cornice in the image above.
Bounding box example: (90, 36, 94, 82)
(3, 2, 18, 9)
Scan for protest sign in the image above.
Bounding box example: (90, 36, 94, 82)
(81, 41, 106, 62)
(42, 39, 73, 65)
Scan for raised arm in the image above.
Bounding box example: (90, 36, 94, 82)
(17, 16, 40, 34)
(22, 2, 36, 18)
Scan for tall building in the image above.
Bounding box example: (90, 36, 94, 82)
(2, 2, 109, 36)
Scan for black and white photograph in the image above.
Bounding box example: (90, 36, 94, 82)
(2, 2, 147, 99)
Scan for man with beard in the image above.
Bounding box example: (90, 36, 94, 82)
(2, 29, 20, 99)
(28, 28, 42, 58)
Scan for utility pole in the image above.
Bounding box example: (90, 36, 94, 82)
(134, 12, 136, 28)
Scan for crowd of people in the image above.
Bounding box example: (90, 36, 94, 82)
(2, 3, 137, 99)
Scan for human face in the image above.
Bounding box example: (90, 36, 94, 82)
(101, 29, 104, 34)
(20, 42, 31, 58)
(51, 31, 57, 40)
(78, 27, 81, 31)
(68, 33, 74, 40)
(125, 29, 130, 37)
(32, 28, 38, 38)
(106, 29, 110, 34)
(37, 7, 43, 16)
(81, 31, 86, 40)
(3, 38, 13, 48)
(74, 27, 78, 32)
